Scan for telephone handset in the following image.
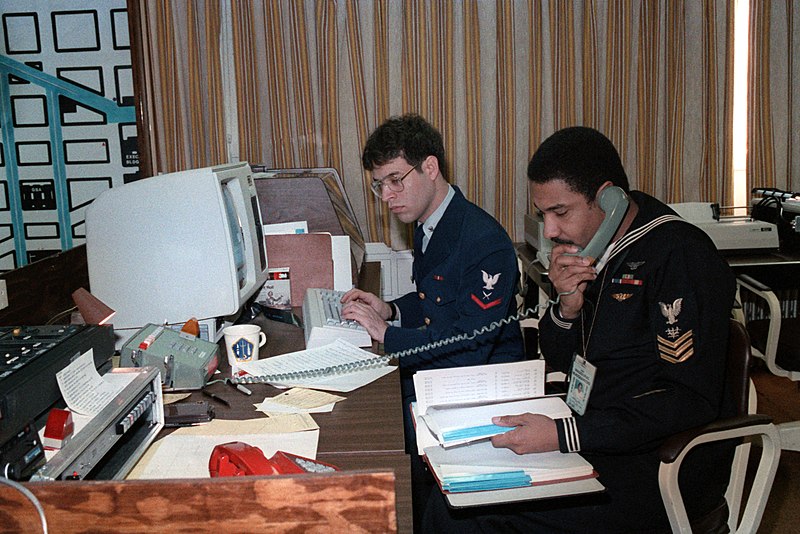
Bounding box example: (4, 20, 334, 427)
(566, 185, 629, 264)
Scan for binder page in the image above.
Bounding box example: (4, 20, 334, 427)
(414, 359, 545, 415)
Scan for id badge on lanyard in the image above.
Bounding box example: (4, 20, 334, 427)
(567, 353, 597, 416)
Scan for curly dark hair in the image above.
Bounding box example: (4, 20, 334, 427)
(527, 126, 630, 200)
(362, 113, 447, 179)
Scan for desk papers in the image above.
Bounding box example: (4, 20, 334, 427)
(238, 339, 395, 392)
(256, 388, 343, 415)
(258, 388, 344, 414)
(56, 349, 137, 416)
(128, 419, 320, 479)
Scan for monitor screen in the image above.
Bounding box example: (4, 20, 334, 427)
(85, 162, 268, 336)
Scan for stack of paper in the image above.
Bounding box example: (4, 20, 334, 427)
(424, 440, 595, 493)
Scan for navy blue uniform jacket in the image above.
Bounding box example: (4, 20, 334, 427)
(384, 186, 524, 450)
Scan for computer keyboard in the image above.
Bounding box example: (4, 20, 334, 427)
(302, 288, 372, 349)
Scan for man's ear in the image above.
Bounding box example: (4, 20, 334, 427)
(593, 180, 616, 204)
(421, 154, 440, 181)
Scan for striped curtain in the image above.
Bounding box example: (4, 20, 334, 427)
(131, 0, 733, 248)
(129, 0, 228, 174)
(748, 0, 799, 193)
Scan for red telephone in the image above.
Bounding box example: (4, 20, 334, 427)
(209, 441, 339, 477)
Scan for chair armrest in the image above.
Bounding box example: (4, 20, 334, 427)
(659, 414, 774, 463)
(658, 414, 780, 533)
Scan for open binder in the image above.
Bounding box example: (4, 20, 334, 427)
(412, 360, 603, 507)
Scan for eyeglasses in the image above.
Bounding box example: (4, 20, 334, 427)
(370, 165, 418, 198)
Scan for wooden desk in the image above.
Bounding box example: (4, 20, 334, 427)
(2, 472, 397, 533)
(151, 260, 412, 532)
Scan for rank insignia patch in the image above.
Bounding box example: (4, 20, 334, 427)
(612, 293, 633, 302)
(658, 329, 694, 363)
(659, 298, 683, 325)
(481, 271, 501, 291)
(471, 294, 502, 310)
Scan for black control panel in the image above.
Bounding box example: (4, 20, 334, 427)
(0, 324, 115, 478)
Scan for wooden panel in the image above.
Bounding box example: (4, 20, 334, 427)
(0, 245, 89, 326)
(1, 471, 396, 533)
(318, 452, 411, 534)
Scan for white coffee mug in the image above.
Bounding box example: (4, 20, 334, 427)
(223, 324, 267, 374)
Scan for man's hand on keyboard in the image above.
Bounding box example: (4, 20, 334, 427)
(341, 289, 393, 320)
(341, 289, 391, 343)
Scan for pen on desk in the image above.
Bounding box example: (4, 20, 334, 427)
(234, 384, 252, 396)
(202, 390, 231, 407)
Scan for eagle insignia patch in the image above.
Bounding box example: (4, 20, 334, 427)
(659, 298, 683, 325)
(482, 271, 500, 291)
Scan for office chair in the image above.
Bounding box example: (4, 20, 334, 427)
(658, 319, 781, 534)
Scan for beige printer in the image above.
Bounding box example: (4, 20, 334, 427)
(669, 202, 779, 252)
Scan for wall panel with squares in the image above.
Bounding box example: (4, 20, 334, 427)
(0, 1, 138, 271)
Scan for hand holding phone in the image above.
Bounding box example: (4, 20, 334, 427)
(552, 186, 629, 319)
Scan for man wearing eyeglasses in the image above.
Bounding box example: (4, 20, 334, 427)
(342, 113, 524, 532)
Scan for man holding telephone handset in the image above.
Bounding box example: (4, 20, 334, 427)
(424, 127, 737, 532)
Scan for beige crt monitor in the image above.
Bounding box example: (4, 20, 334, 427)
(85, 162, 268, 343)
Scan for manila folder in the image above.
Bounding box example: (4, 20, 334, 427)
(266, 233, 333, 306)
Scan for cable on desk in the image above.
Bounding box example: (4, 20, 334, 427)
(0, 473, 48, 534)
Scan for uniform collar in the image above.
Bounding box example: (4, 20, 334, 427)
(417, 185, 455, 239)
